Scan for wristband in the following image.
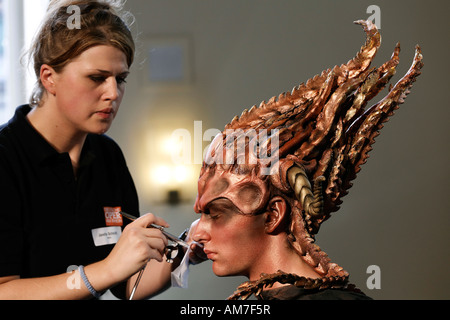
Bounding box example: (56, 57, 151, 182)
(78, 265, 101, 299)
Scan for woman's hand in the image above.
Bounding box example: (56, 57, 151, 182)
(102, 213, 169, 283)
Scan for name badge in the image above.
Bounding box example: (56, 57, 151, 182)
(91, 226, 122, 247)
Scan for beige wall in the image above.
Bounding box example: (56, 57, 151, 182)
(107, 0, 450, 299)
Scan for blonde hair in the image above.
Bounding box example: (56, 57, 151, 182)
(27, 0, 135, 107)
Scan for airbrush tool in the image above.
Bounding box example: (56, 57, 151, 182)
(120, 211, 190, 299)
(120, 211, 189, 249)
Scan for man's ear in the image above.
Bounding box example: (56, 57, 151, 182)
(264, 196, 288, 234)
(40, 64, 57, 96)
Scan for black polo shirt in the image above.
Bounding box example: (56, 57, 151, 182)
(0, 105, 138, 279)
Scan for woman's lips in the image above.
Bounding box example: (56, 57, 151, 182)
(96, 108, 115, 119)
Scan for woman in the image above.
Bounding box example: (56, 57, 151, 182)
(0, 0, 201, 299)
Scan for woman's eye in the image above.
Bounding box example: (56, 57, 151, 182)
(89, 75, 127, 85)
(116, 76, 127, 84)
(89, 75, 106, 83)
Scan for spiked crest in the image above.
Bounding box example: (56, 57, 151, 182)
(196, 20, 423, 299)
(201, 19, 423, 235)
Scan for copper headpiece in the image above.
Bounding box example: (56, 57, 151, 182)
(194, 20, 423, 299)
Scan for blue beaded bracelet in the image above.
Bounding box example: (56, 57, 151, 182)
(78, 265, 101, 299)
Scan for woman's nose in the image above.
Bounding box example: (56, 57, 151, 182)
(104, 78, 119, 101)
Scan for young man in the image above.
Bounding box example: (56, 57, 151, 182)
(192, 20, 423, 300)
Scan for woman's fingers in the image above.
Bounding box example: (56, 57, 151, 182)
(189, 242, 207, 265)
(105, 213, 171, 281)
(142, 228, 168, 252)
(135, 213, 170, 229)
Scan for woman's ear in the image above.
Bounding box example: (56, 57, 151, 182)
(40, 64, 57, 96)
(264, 196, 288, 234)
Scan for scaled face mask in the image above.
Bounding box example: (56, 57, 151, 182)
(194, 20, 423, 300)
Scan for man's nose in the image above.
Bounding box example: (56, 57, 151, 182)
(192, 215, 210, 244)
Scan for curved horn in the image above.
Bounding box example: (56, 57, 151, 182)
(287, 165, 325, 219)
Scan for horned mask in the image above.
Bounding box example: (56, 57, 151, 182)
(194, 20, 423, 299)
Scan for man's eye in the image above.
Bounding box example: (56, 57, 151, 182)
(204, 210, 220, 220)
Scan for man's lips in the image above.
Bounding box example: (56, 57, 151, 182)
(204, 249, 216, 260)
